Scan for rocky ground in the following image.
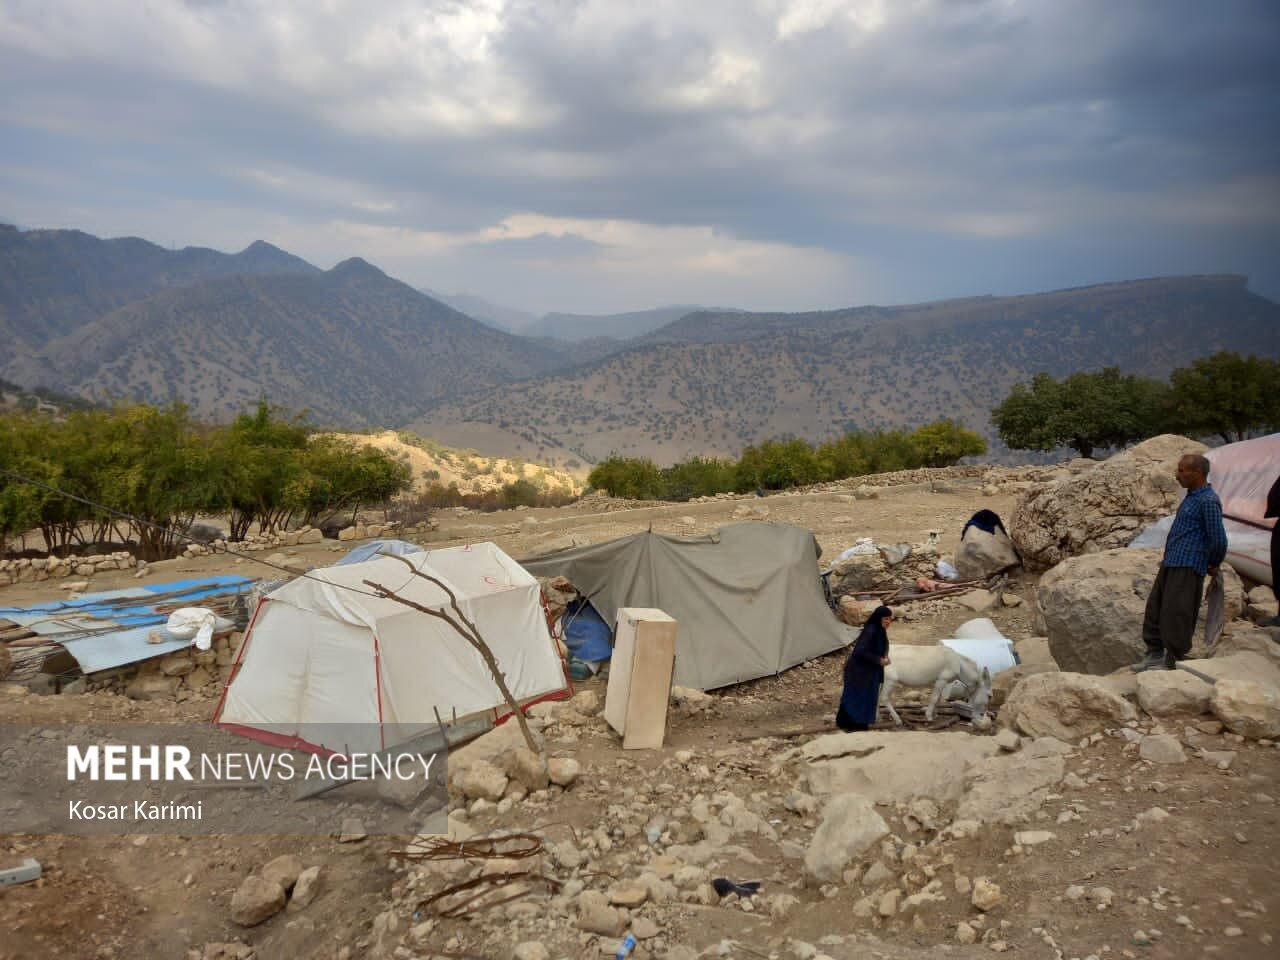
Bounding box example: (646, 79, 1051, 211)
(2, 465, 1278, 960)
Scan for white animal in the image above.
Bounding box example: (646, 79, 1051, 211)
(879, 645, 992, 725)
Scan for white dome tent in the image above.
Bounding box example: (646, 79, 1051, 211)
(214, 542, 568, 755)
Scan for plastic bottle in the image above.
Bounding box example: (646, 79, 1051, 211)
(615, 933, 637, 959)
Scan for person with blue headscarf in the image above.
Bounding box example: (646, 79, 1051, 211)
(836, 605, 893, 731)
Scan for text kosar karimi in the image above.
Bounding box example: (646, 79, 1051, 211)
(64, 744, 439, 822)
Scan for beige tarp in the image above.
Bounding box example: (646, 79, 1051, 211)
(522, 523, 853, 691)
(1206, 432, 1279, 586)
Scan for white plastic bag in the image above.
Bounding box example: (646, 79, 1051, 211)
(935, 559, 959, 581)
(166, 607, 219, 651)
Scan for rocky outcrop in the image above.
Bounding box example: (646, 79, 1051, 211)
(803, 794, 889, 884)
(954, 525, 1020, 580)
(230, 876, 286, 926)
(801, 731, 999, 802)
(1212, 678, 1280, 739)
(1037, 547, 1243, 675)
(956, 749, 1067, 824)
(1001, 672, 1137, 740)
(1194, 653, 1280, 738)
(1246, 584, 1278, 620)
(1135, 671, 1213, 716)
(991, 637, 1060, 708)
(1010, 435, 1205, 571)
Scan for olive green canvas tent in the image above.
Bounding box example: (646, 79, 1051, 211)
(522, 522, 854, 691)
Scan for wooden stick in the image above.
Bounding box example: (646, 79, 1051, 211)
(731, 724, 832, 742)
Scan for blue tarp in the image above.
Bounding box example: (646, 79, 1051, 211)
(563, 599, 613, 663)
(0, 575, 255, 630)
(334, 539, 426, 567)
(0, 575, 256, 674)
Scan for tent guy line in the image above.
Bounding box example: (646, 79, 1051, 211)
(0, 467, 418, 603)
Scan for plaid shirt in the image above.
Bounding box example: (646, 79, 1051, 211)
(1162, 484, 1228, 575)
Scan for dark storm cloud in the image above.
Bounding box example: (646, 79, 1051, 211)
(1, 0, 1277, 312)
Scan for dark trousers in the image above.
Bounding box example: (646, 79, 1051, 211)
(1142, 565, 1203, 660)
(1271, 524, 1279, 590)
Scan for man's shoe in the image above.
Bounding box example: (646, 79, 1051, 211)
(1259, 616, 1280, 628)
(1131, 650, 1166, 673)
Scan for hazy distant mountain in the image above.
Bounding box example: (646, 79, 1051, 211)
(523, 305, 727, 342)
(428, 297, 735, 343)
(4, 258, 562, 427)
(7, 226, 1277, 471)
(410, 275, 1280, 466)
(423, 289, 538, 334)
(0, 224, 317, 356)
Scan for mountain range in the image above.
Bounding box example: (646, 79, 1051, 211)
(3, 224, 1278, 467)
(424, 290, 726, 343)
(411, 276, 1280, 465)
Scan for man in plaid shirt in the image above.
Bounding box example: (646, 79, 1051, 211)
(1134, 453, 1228, 672)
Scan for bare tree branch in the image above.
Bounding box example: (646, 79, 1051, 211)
(363, 554, 540, 753)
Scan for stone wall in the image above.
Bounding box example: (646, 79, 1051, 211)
(0, 550, 138, 585)
(1, 519, 425, 589)
(82, 631, 245, 702)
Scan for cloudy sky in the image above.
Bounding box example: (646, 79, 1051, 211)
(2, 0, 1277, 315)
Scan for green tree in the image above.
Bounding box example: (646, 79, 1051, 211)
(1168, 351, 1280, 443)
(1056, 368, 1169, 458)
(734, 438, 823, 492)
(0, 411, 77, 553)
(860, 428, 924, 474)
(288, 435, 413, 526)
(991, 373, 1063, 453)
(500, 478, 541, 507)
(210, 401, 311, 539)
(993, 368, 1169, 458)
(815, 432, 872, 480)
(92, 403, 215, 560)
(909, 420, 988, 467)
(587, 456, 666, 499)
(660, 456, 737, 501)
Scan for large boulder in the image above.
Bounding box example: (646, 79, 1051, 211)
(1001, 672, 1137, 741)
(955, 525, 1020, 581)
(829, 552, 890, 595)
(449, 720, 545, 782)
(1246, 585, 1278, 622)
(800, 731, 999, 802)
(956, 751, 1067, 824)
(1010, 435, 1206, 572)
(803, 794, 889, 885)
(1180, 651, 1280, 687)
(1212, 678, 1280, 739)
(1178, 652, 1280, 739)
(1135, 671, 1213, 716)
(1037, 547, 1244, 675)
(230, 876, 286, 927)
(457, 760, 508, 801)
(990, 662, 1059, 709)
(1213, 628, 1280, 662)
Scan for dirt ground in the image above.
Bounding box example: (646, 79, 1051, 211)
(2, 474, 1277, 960)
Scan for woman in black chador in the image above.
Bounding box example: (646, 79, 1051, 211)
(836, 605, 893, 731)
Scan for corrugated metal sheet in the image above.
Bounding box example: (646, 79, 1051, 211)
(0, 575, 255, 675)
(58, 626, 194, 673)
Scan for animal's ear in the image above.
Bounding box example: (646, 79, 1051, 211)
(982, 668, 991, 684)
